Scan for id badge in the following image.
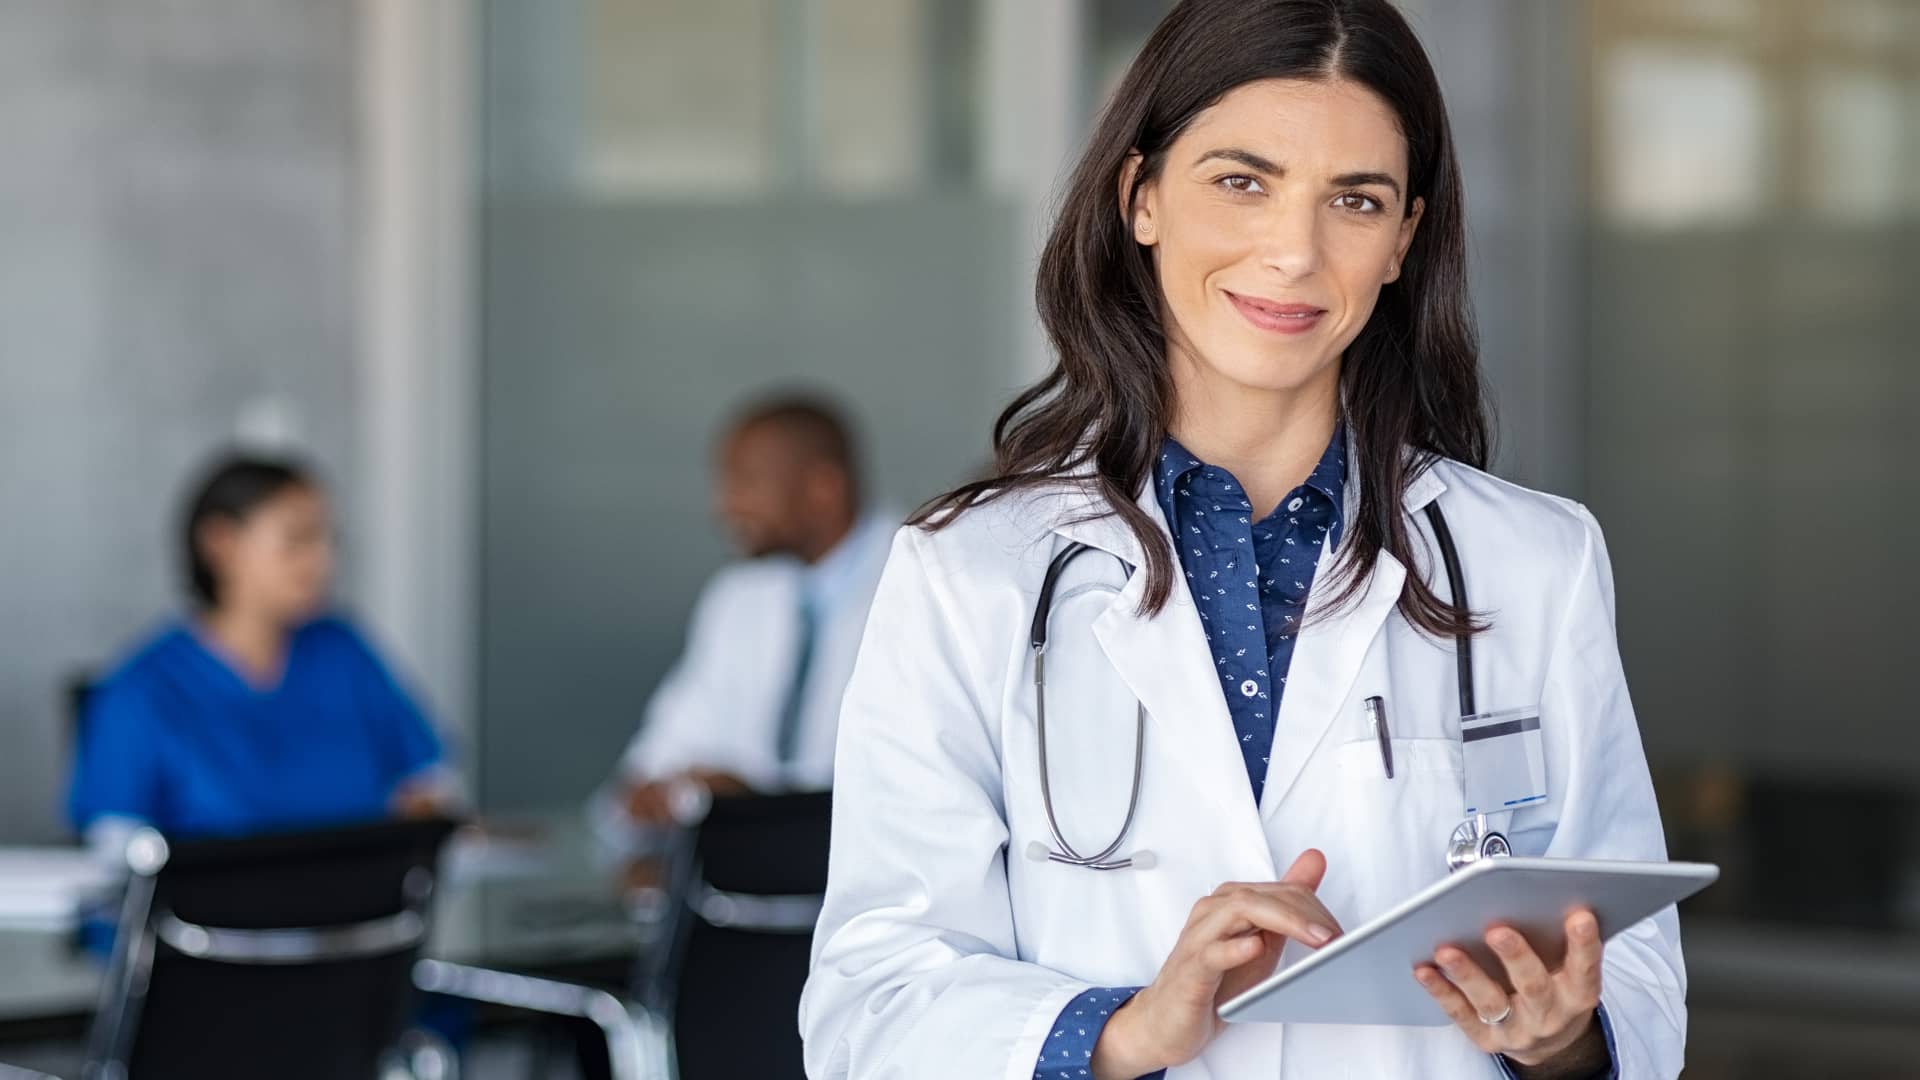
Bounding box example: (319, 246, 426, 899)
(1460, 707, 1547, 815)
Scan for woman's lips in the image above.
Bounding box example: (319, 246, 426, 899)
(1226, 291, 1326, 335)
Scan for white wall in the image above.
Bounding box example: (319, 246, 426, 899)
(0, 0, 478, 841)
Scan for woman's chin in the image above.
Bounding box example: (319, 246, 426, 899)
(1207, 355, 1341, 398)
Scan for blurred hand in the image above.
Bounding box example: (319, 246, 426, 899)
(390, 784, 451, 821)
(622, 769, 755, 825)
(1413, 908, 1609, 1077)
(622, 780, 675, 825)
(621, 856, 667, 892)
(1091, 850, 1340, 1079)
(683, 768, 752, 798)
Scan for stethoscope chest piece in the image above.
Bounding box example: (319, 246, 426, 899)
(1446, 814, 1510, 874)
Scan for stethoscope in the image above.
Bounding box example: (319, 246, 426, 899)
(1023, 540, 1153, 871)
(1024, 501, 1510, 874)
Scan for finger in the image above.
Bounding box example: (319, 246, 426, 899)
(1199, 892, 1332, 946)
(1201, 888, 1340, 947)
(1485, 925, 1553, 1006)
(1432, 946, 1512, 1022)
(1414, 964, 1495, 1045)
(1213, 879, 1344, 936)
(1199, 933, 1268, 972)
(1560, 909, 1604, 1001)
(1279, 848, 1327, 891)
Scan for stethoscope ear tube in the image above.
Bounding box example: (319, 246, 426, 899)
(1424, 503, 1511, 873)
(1029, 542, 1150, 871)
(1030, 541, 1092, 651)
(1423, 502, 1474, 719)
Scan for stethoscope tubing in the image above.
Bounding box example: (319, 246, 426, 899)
(1028, 500, 1477, 872)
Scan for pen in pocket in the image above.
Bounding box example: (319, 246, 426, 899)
(1364, 696, 1393, 779)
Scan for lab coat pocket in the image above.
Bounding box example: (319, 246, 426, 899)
(1330, 738, 1464, 918)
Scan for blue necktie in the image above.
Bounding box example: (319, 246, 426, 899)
(774, 592, 819, 764)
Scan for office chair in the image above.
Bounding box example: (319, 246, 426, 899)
(643, 790, 832, 1080)
(83, 816, 459, 1080)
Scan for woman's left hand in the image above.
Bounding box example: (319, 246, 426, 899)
(1413, 908, 1610, 1076)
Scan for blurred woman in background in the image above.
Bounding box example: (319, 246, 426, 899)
(67, 453, 454, 853)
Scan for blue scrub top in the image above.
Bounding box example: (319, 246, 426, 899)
(67, 615, 444, 839)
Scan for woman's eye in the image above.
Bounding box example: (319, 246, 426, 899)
(1337, 192, 1384, 213)
(1218, 175, 1264, 195)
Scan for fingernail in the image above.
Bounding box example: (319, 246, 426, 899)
(1491, 929, 1519, 949)
(1307, 923, 1334, 945)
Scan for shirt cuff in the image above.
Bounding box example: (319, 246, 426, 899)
(1493, 1003, 1618, 1080)
(1033, 986, 1164, 1080)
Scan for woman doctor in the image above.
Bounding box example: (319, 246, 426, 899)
(800, 1, 1683, 1077)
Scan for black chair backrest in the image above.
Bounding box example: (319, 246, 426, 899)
(88, 816, 459, 1080)
(693, 790, 833, 896)
(667, 790, 831, 1080)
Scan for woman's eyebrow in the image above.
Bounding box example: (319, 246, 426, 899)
(1193, 149, 1403, 200)
(1193, 147, 1282, 175)
(1330, 171, 1403, 198)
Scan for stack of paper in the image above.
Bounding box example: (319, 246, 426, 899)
(0, 848, 117, 931)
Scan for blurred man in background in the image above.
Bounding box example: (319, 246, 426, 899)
(603, 395, 895, 830)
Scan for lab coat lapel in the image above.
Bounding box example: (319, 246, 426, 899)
(1053, 482, 1277, 874)
(1258, 541, 1405, 817)
(1258, 455, 1447, 818)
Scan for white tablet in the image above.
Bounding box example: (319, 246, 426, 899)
(1217, 857, 1718, 1027)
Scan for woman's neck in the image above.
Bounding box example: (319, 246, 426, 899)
(1166, 353, 1342, 520)
(198, 605, 291, 686)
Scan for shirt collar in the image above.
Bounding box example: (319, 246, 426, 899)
(800, 511, 885, 614)
(1154, 420, 1348, 526)
(1303, 420, 1348, 509)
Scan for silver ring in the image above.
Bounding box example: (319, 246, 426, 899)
(1478, 1004, 1512, 1026)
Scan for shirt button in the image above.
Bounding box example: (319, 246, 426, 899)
(1240, 679, 1259, 697)
(1287, 497, 1304, 512)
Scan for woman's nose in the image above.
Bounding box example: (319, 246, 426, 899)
(1257, 198, 1326, 281)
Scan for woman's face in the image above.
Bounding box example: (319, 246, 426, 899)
(202, 485, 335, 623)
(1125, 77, 1424, 400)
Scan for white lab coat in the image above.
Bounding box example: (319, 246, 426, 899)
(616, 513, 897, 794)
(801, 455, 1685, 1079)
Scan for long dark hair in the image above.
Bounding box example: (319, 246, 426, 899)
(910, 0, 1486, 638)
(181, 453, 317, 609)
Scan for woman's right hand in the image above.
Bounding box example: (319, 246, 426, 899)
(1090, 850, 1340, 1079)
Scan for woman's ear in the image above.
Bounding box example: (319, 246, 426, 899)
(1116, 151, 1158, 247)
(196, 518, 239, 578)
(1387, 195, 1425, 283)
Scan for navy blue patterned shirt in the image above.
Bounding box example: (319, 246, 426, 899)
(1152, 428, 1347, 804)
(1032, 427, 1344, 1080)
